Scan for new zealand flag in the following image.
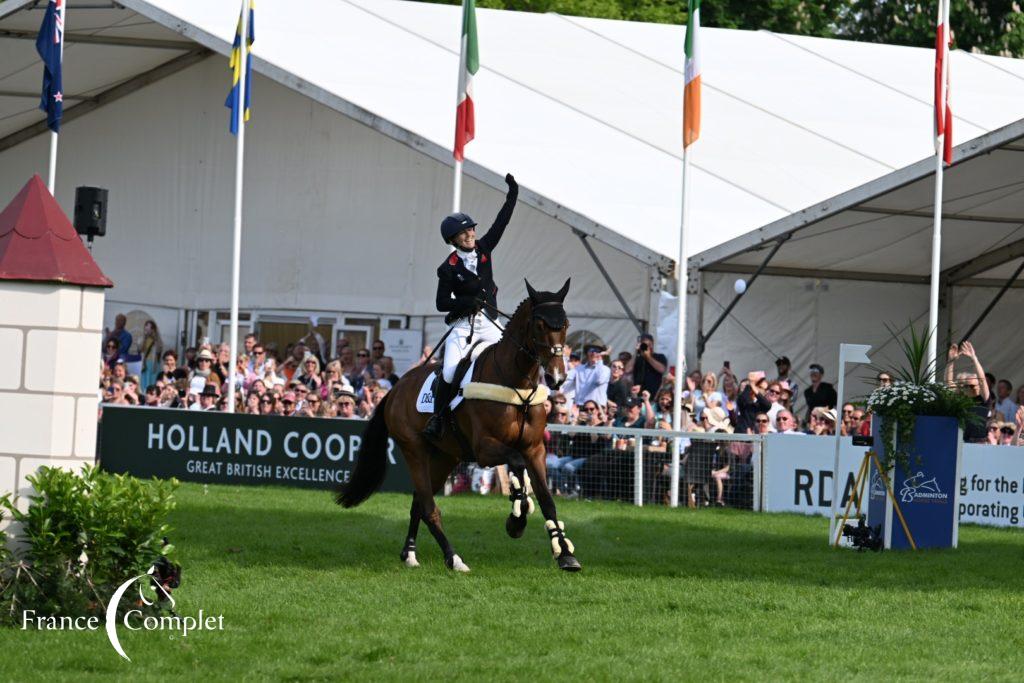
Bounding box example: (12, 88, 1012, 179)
(35, 0, 64, 133)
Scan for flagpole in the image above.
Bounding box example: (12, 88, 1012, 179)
(452, 160, 462, 211)
(927, 0, 949, 381)
(46, 0, 64, 195)
(670, 145, 691, 509)
(226, 0, 249, 413)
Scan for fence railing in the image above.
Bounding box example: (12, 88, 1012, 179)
(447, 424, 765, 510)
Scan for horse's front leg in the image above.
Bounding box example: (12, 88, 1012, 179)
(523, 444, 581, 572)
(504, 451, 534, 539)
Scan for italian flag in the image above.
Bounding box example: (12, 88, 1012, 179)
(934, 0, 952, 164)
(683, 0, 701, 148)
(453, 0, 478, 161)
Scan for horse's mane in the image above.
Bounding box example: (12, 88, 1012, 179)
(501, 297, 534, 342)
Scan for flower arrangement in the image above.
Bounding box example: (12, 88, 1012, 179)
(865, 324, 979, 471)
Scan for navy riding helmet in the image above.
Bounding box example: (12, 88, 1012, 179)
(440, 212, 477, 244)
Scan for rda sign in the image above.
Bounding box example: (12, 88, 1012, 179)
(98, 406, 411, 491)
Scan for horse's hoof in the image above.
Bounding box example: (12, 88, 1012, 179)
(557, 554, 582, 572)
(506, 514, 526, 539)
(447, 554, 471, 573)
(402, 551, 420, 568)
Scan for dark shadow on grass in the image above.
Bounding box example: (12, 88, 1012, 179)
(169, 488, 1024, 595)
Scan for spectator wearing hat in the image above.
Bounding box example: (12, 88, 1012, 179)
(774, 356, 799, 412)
(560, 345, 611, 408)
(803, 363, 837, 425)
(281, 391, 299, 416)
(193, 348, 222, 391)
(190, 384, 219, 411)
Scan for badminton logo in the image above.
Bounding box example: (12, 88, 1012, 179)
(899, 471, 948, 504)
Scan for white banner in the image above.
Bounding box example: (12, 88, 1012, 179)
(762, 434, 868, 515)
(762, 436, 1024, 528)
(380, 329, 423, 377)
(958, 445, 1024, 528)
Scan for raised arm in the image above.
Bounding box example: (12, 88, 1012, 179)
(477, 174, 518, 253)
(945, 343, 958, 386)
(961, 341, 989, 402)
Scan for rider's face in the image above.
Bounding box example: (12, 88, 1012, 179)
(452, 227, 476, 250)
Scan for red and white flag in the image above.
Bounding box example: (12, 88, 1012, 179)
(934, 0, 952, 165)
(453, 0, 478, 161)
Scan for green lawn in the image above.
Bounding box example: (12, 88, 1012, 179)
(3, 482, 1023, 681)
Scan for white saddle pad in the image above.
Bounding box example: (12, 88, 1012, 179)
(415, 357, 478, 414)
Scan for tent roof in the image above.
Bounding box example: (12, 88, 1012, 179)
(692, 118, 1024, 288)
(3, 0, 1024, 268)
(0, 174, 113, 287)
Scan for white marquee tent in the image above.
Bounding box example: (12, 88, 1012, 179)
(1, 0, 1022, 378)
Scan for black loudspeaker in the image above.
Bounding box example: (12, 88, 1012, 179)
(73, 186, 108, 238)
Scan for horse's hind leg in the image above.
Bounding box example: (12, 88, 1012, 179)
(422, 449, 469, 572)
(523, 444, 581, 572)
(400, 496, 421, 568)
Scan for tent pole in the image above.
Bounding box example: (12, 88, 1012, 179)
(226, 0, 249, 413)
(574, 230, 644, 333)
(958, 257, 1024, 344)
(697, 235, 788, 356)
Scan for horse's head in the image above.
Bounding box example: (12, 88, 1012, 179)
(524, 278, 570, 383)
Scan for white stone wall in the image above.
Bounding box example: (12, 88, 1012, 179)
(0, 282, 104, 513)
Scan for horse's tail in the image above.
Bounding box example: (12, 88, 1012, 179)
(335, 391, 392, 508)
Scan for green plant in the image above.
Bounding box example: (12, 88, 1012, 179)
(866, 323, 982, 471)
(0, 466, 177, 624)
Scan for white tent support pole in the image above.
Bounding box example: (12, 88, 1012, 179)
(226, 0, 248, 413)
(670, 146, 691, 509)
(452, 159, 462, 211)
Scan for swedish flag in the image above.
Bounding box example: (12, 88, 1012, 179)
(225, 0, 254, 135)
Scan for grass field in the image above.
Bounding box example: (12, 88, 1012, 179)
(3, 482, 1024, 681)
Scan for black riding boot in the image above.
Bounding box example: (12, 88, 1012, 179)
(423, 378, 453, 440)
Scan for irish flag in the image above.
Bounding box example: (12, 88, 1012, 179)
(453, 0, 478, 161)
(934, 0, 952, 165)
(683, 0, 701, 148)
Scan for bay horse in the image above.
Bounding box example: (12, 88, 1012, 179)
(337, 279, 581, 572)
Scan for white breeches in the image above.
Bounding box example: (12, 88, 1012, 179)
(442, 313, 502, 382)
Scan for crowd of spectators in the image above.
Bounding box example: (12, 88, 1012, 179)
(100, 314, 1024, 502)
(99, 315, 404, 420)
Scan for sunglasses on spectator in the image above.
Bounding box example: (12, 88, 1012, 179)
(260, 398, 272, 404)
(756, 418, 769, 424)
(1000, 427, 1014, 435)
(308, 398, 320, 405)
(282, 399, 295, 405)
(778, 416, 793, 422)
(357, 352, 369, 357)
(767, 389, 779, 395)
(337, 400, 355, 407)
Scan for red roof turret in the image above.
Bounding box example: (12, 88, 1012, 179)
(0, 175, 112, 287)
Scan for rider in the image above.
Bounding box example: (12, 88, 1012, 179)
(423, 172, 518, 439)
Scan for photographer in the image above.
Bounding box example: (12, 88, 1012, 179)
(632, 333, 667, 399)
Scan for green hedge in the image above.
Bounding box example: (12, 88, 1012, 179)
(0, 466, 177, 624)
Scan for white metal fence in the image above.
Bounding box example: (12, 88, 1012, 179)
(448, 424, 765, 510)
